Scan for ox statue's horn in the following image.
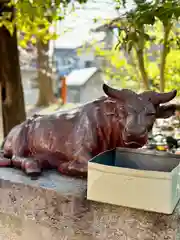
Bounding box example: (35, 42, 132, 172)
(139, 90, 177, 105)
(103, 83, 135, 99)
(153, 90, 177, 105)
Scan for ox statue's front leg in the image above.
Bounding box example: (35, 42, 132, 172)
(58, 151, 91, 178)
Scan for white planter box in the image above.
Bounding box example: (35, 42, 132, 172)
(87, 148, 180, 214)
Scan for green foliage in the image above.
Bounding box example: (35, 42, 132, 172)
(94, 0, 180, 93)
(0, 0, 88, 46)
(115, 0, 180, 52)
(95, 20, 180, 94)
(95, 44, 141, 89)
(162, 50, 180, 94)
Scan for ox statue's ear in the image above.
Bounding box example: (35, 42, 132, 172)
(156, 104, 177, 119)
(103, 83, 135, 99)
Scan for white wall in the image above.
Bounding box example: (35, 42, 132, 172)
(80, 71, 104, 103)
(78, 50, 95, 68)
(21, 69, 38, 106)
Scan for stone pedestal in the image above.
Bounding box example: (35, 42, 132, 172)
(0, 168, 179, 240)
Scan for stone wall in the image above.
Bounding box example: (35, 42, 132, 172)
(0, 168, 179, 240)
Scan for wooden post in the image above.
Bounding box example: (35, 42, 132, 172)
(60, 76, 67, 105)
(0, 83, 4, 142)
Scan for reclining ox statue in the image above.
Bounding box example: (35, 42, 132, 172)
(0, 84, 178, 178)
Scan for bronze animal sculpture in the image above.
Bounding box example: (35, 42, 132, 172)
(0, 84, 178, 178)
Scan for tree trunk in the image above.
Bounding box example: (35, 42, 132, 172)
(0, 23, 26, 137)
(136, 49, 149, 90)
(0, 83, 4, 141)
(129, 50, 141, 90)
(159, 23, 171, 93)
(36, 40, 56, 107)
(135, 27, 149, 90)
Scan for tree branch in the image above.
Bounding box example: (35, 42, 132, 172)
(159, 22, 171, 92)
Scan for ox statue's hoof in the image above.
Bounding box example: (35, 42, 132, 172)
(12, 156, 42, 177)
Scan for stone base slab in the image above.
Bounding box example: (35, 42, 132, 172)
(0, 168, 179, 240)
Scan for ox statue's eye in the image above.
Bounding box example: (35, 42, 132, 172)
(146, 112, 155, 116)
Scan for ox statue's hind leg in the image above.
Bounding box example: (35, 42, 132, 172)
(12, 156, 41, 176)
(0, 152, 42, 177)
(0, 121, 42, 177)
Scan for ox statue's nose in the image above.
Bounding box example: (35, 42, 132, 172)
(123, 125, 148, 147)
(126, 125, 147, 138)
